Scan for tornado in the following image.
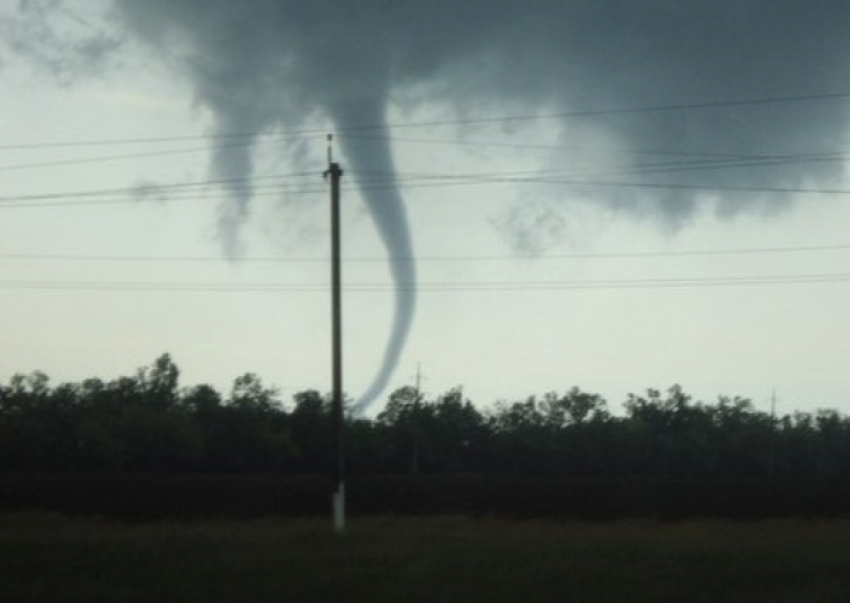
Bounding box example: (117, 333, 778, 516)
(330, 99, 416, 413)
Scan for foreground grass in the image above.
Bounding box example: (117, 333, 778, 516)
(1, 515, 849, 602)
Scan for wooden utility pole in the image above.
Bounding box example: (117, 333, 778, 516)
(768, 389, 777, 480)
(412, 364, 422, 475)
(324, 135, 345, 532)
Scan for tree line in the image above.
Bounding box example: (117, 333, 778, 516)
(2, 354, 849, 479)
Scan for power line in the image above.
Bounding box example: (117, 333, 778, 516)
(0, 272, 848, 293)
(492, 176, 850, 197)
(6, 126, 848, 178)
(0, 244, 847, 264)
(451, 153, 850, 181)
(347, 133, 850, 164)
(3, 140, 849, 207)
(346, 132, 748, 159)
(0, 130, 320, 152)
(3, 90, 849, 151)
(0, 175, 325, 205)
(0, 171, 320, 203)
(0, 168, 529, 206)
(0, 136, 322, 173)
(0, 165, 721, 204)
(6, 170, 850, 211)
(376, 91, 850, 131)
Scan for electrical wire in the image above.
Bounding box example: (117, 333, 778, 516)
(3, 90, 848, 151)
(0, 171, 320, 203)
(0, 272, 848, 293)
(0, 244, 847, 264)
(4, 137, 850, 207)
(5, 168, 850, 211)
(0, 135, 322, 172)
(346, 132, 850, 164)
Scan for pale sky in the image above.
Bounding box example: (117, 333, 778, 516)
(1, 0, 849, 416)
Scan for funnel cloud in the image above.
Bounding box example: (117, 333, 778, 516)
(11, 0, 850, 409)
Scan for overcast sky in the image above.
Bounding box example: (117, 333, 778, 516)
(1, 0, 849, 415)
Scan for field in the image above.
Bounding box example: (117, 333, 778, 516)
(5, 475, 850, 520)
(2, 515, 850, 602)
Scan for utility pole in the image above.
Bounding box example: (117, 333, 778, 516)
(324, 135, 345, 532)
(412, 364, 422, 475)
(768, 389, 777, 481)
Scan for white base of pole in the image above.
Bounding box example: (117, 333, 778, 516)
(333, 483, 346, 533)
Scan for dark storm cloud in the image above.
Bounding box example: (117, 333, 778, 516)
(15, 0, 849, 408)
(110, 0, 850, 409)
(4, 0, 121, 82)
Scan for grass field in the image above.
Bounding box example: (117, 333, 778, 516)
(1, 515, 849, 602)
